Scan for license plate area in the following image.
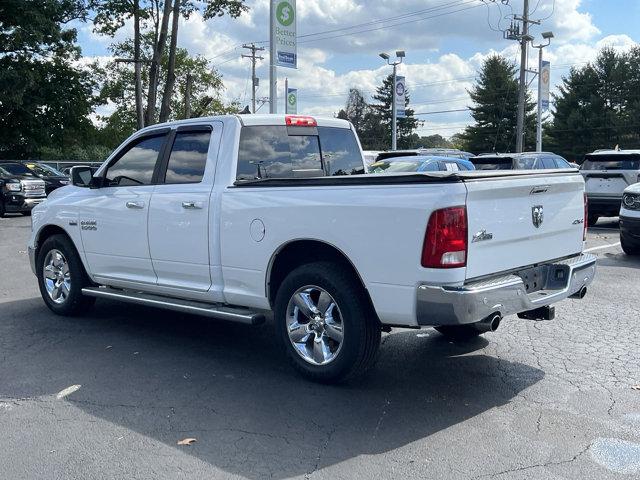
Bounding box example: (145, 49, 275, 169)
(517, 264, 570, 294)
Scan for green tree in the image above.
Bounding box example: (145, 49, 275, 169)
(337, 88, 387, 150)
(0, 0, 98, 159)
(96, 35, 237, 143)
(371, 74, 421, 149)
(546, 48, 639, 161)
(460, 55, 535, 153)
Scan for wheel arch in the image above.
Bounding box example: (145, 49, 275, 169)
(34, 224, 92, 280)
(266, 238, 376, 315)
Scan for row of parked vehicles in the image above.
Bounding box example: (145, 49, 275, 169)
(0, 161, 71, 217)
(364, 147, 640, 256)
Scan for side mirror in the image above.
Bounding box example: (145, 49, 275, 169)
(71, 166, 99, 188)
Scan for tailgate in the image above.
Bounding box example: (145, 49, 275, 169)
(584, 172, 632, 197)
(465, 173, 585, 279)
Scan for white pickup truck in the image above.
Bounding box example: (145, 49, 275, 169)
(28, 115, 596, 382)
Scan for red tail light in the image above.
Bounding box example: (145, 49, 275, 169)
(421, 206, 468, 268)
(285, 115, 317, 127)
(583, 193, 588, 240)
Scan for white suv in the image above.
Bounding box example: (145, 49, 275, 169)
(581, 149, 640, 225)
(620, 183, 640, 255)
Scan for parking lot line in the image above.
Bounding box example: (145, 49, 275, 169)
(584, 242, 621, 253)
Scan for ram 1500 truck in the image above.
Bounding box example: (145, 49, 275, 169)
(28, 115, 597, 382)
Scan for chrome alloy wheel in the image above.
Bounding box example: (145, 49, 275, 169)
(286, 285, 344, 366)
(43, 249, 71, 304)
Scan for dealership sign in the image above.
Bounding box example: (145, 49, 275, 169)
(272, 0, 297, 69)
(286, 87, 298, 114)
(540, 61, 550, 112)
(396, 76, 406, 118)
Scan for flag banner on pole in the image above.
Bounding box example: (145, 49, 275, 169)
(396, 76, 406, 118)
(272, 0, 297, 69)
(286, 88, 298, 114)
(540, 60, 551, 112)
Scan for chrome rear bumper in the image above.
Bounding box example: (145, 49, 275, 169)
(417, 253, 597, 326)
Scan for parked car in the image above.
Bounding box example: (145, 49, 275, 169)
(362, 151, 383, 171)
(29, 114, 595, 382)
(470, 152, 573, 171)
(369, 155, 475, 173)
(580, 149, 640, 225)
(415, 148, 475, 160)
(619, 183, 640, 255)
(23, 162, 70, 195)
(0, 162, 47, 217)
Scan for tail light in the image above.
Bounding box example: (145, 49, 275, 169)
(583, 193, 588, 241)
(285, 115, 317, 127)
(421, 206, 468, 268)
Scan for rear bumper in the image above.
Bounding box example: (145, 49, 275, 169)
(586, 195, 621, 214)
(416, 253, 597, 326)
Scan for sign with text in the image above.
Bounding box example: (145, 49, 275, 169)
(396, 75, 406, 118)
(286, 87, 298, 113)
(540, 60, 551, 112)
(271, 0, 297, 69)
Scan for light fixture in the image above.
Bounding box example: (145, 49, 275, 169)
(396, 50, 406, 58)
(541, 31, 555, 39)
(379, 52, 390, 60)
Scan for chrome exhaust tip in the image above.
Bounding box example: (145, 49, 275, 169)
(570, 286, 587, 299)
(474, 313, 502, 333)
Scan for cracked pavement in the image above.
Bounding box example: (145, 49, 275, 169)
(1, 215, 639, 479)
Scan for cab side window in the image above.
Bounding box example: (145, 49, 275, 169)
(105, 135, 166, 187)
(164, 130, 211, 184)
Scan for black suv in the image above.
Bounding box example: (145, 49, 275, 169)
(0, 162, 47, 217)
(22, 162, 70, 195)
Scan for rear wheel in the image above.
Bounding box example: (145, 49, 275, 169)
(434, 324, 481, 341)
(37, 234, 95, 316)
(0, 200, 5, 218)
(274, 261, 381, 383)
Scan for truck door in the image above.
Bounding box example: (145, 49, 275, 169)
(148, 124, 220, 292)
(80, 131, 168, 285)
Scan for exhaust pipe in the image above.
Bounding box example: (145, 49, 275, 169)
(474, 313, 502, 333)
(570, 286, 587, 299)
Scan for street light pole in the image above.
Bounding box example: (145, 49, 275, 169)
(533, 32, 554, 152)
(380, 50, 405, 151)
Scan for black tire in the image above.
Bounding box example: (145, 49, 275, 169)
(0, 200, 5, 218)
(434, 324, 482, 341)
(621, 233, 640, 256)
(587, 213, 599, 227)
(274, 261, 381, 383)
(36, 234, 95, 316)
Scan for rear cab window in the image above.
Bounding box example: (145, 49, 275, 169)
(236, 124, 364, 181)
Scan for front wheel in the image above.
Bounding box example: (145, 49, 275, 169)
(274, 261, 381, 383)
(37, 234, 95, 316)
(0, 200, 5, 218)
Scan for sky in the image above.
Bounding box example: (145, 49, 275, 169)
(74, 0, 640, 139)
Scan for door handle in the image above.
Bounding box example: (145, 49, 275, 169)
(126, 201, 145, 209)
(182, 201, 203, 210)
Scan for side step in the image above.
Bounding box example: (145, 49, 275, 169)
(81, 287, 266, 325)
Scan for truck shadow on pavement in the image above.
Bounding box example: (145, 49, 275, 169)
(1, 297, 544, 479)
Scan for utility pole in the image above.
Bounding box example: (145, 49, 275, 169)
(515, 0, 530, 153)
(184, 73, 192, 119)
(533, 32, 554, 152)
(269, 4, 277, 113)
(242, 43, 265, 114)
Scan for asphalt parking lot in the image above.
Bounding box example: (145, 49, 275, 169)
(1, 214, 639, 479)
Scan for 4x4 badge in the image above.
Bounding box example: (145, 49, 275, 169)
(532, 205, 544, 228)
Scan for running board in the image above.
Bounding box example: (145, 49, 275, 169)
(81, 287, 266, 325)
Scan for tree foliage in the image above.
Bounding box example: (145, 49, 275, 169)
(459, 55, 536, 154)
(546, 47, 640, 161)
(0, 0, 98, 159)
(337, 77, 421, 151)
